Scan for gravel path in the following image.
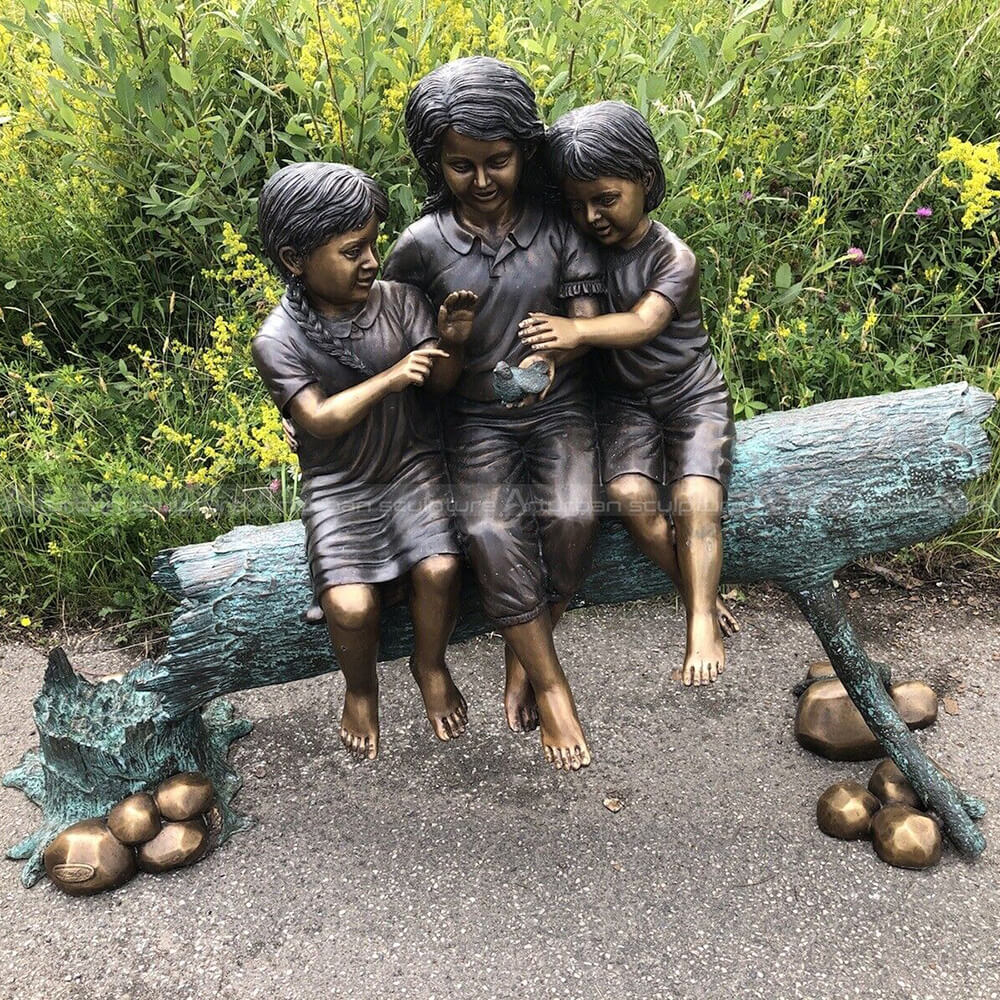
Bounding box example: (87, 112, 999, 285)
(1, 580, 998, 1000)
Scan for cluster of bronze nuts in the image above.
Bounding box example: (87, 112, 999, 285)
(795, 660, 938, 761)
(816, 760, 943, 870)
(43, 772, 215, 896)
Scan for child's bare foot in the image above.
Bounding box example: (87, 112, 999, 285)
(535, 684, 591, 771)
(340, 688, 379, 760)
(717, 596, 739, 637)
(504, 655, 539, 733)
(682, 611, 725, 686)
(409, 658, 468, 741)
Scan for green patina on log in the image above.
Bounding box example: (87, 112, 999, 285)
(5, 382, 995, 883)
(140, 382, 994, 706)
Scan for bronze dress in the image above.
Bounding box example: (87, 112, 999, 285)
(594, 221, 735, 496)
(251, 280, 459, 597)
(383, 202, 605, 627)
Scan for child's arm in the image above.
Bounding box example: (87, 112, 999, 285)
(286, 346, 449, 438)
(518, 291, 675, 353)
(425, 289, 477, 394)
(508, 295, 602, 407)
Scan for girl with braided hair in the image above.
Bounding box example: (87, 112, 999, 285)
(253, 160, 478, 760)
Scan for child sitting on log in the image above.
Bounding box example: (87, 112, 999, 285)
(382, 57, 606, 771)
(519, 101, 738, 686)
(253, 161, 477, 759)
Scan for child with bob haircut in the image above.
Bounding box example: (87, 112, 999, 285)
(253, 160, 478, 761)
(383, 57, 605, 771)
(519, 100, 739, 688)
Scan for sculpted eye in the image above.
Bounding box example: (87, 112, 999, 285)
(448, 160, 472, 173)
(489, 156, 510, 168)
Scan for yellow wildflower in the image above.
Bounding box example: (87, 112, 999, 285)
(938, 138, 1000, 229)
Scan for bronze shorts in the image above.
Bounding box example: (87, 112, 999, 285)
(597, 355, 735, 498)
(444, 399, 599, 628)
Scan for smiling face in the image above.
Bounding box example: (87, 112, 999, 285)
(280, 214, 380, 315)
(440, 129, 524, 221)
(563, 175, 650, 249)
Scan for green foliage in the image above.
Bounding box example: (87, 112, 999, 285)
(1, 0, 998, 631)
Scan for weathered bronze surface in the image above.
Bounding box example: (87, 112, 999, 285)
(795, 678, 937, 761)
(889, 681, 938, 729)
(43, 819, 137, 896)
(137, 818, 209, 873)
(868, 759, 921, 808)
(816, 781, 881, 840)
(107, 793, 161, 845)
(871, 804, 942, 869)
(806, 659, 836, 680)
(5, 385, 993, 886)
(154, 772, 214, 821)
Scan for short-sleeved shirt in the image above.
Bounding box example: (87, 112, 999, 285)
(383, 200, 605, 417)
(594, 221, 712, 392)
(251, 280, 441, 485)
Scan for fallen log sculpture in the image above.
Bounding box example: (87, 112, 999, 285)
(4, 382, 995, 884)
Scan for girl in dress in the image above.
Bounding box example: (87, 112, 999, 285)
(383, 57, 605, 771)
(519, 101, 738, 687)
(253, 161, 477, 760)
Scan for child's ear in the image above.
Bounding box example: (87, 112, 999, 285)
(278, 246, 304, 276)
(641, 169, 654, 193)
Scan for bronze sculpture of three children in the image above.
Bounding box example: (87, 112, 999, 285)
(252, 56, 738, 772)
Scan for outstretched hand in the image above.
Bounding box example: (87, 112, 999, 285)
(385, 347, 451, 392)
(438, 289, 478, 346)
(518, 312, 583, 352)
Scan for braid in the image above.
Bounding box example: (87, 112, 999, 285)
(284, 280, 373, 376)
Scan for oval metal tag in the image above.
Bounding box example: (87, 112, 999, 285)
(52, 863, 96, 883)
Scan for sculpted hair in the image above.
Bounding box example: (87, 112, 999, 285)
(546, 101, 666, 212)
(258, 161, 389, 281)
(257, 161, 387, 373)
(403, 56, 548, 214)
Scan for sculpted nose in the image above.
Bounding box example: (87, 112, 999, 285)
(474, 166, 489, 188)
(586, 204, 601, 225)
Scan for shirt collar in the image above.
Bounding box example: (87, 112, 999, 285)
(436, 201, 544, 255)
(350, 280, 382, 329)
(280, 281, 381, 340)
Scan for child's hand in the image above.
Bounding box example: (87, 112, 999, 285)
(385, 347, 450, 392)
(508, 352, 555, 408)
(518, 313, 583, 352)
(282, 417, 299, 453)
(438, 289, 478, 346)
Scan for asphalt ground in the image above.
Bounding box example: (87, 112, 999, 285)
(1, 579, 998, 1000)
